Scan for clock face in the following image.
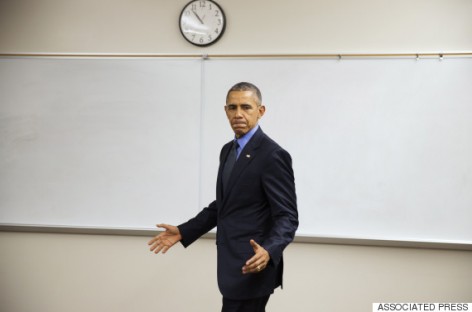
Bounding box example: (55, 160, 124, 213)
(179, 0, 226, 47)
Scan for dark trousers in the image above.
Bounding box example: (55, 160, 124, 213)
(222, 295, 271, 312)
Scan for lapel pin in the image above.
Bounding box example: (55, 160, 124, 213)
(246, 154, 251, 158)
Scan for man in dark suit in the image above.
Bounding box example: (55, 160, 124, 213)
(148, 82, 298, 312)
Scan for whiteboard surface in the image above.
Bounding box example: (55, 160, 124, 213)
(1, 57, 472, 244)
(201, 58, 472, 242)
(0, 58, 202, 228)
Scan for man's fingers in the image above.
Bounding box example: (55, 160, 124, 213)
(245, 254, 258, 266)
(247, 254, 264, 264)
(161, 246, 170, 254)
(148, 234, 162, 245)
(157, 223, 170, 231)
(242, 260, 266, 274)
(153, 243, 165, 254)
(249, 239, 260, 252)
(149, 234, 176, 253)
(150, 238, 170, 254)
(156, 224, 180, 236)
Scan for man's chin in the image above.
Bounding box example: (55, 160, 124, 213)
(232, 128, 248, 138)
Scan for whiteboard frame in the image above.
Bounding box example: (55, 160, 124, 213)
(1, 223, 471, 251)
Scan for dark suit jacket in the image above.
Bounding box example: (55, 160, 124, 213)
(178, 127, 298, 300)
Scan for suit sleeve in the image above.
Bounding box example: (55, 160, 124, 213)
(261, 148, 299, 266)
(178, 200, 217, 248)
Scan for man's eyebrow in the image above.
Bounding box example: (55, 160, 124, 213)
(227, 103, 253, 106)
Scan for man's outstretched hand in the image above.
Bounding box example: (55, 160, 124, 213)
(242, 239, 271, 274)
(148, 224, 182, 254)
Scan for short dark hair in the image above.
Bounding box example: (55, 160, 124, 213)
(226, 82, 262, 106)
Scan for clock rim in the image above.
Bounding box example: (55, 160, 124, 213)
(179, 0, 227, 47)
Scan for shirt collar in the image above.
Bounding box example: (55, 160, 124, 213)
(234, 124, 259, 158)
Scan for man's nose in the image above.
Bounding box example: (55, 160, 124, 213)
(235, 106, 243, 116)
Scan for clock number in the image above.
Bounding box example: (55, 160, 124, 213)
(192, 34, 196, 41)
(200, 37, 204, 44)
(215, 10, 220, 17)
(214, 28, 219, 34)
(208, 3, 212, 10)
(191, 3, 197, 10)
(217, 18, 222, 25)
(199, 1, 206, 8)
(208, 35, 212, 41)
(185, 10, 191, 16)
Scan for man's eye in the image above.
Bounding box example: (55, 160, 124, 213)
(226, 105, 252, 111)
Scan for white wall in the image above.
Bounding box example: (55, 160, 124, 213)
(1, 0, 472, 311)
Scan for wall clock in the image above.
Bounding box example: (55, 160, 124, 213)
(179, 0, 226, 47)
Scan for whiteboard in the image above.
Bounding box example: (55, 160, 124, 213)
(1, 56, 472, 244)
(200, 58, 472, 243)
(0, 58, 202, 228)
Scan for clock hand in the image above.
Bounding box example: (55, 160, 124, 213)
(192, 10, 204, 24)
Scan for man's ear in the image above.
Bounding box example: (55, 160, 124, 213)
(258, 105, 266, 118)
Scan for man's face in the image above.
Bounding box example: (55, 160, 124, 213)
(225, 91, 265, 138)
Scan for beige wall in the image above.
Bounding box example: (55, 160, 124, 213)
(1, 0, 472, 54)
(1, 0, 472, 311)
(0, 232, 471, 312)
